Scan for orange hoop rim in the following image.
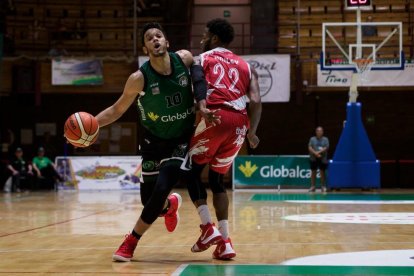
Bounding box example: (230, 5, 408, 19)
(353, 58, 374, 65)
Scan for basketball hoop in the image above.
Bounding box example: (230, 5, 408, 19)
(353, 58, 374, 82)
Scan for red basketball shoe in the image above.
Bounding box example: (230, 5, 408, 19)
(213, 237, 236, 260)
(112, 234, 139, 262)
(191, 222, 222, 252)
(164, 193, 182, 232)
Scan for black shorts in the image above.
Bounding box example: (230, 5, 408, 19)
(139, 128, 193, 176)
(310, 159, 328, 171)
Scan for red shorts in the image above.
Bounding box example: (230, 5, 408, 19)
(189, 108, 249, 174)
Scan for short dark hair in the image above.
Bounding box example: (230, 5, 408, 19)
(206, 18, 234, 45)
(141, 22, 166, 45)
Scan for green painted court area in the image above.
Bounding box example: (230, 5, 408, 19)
(250, 193, 414, 201)
(177, 264, 414, 275)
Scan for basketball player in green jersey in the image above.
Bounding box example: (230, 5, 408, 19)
(94, 22, 216, 262)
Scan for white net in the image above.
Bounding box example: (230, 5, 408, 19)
(353, 58, 374, 83)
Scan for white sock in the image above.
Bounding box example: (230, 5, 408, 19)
(197, 205, 212, 225)
(218, 220, 229, 240)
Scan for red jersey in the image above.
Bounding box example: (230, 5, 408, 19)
(200, 47, 251, 113)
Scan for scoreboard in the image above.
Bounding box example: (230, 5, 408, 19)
(345, 0, 372, 10)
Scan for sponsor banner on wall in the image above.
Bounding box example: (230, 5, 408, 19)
(55, 156, 141, 190)
(52, 58, 103, 85)
(317, 63, 414, 87)
(138, 54, 290, 102)
(233, 155, 320, 189)
(242, 54, 290, 102)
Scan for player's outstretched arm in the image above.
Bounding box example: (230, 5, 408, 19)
(246, 67, 262, 149)
(96, 71, 144, 127)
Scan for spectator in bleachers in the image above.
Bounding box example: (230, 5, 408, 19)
(136, 0, 147, 14)
(32, 147, 62, 190)
(6, 147, 34, 192)
(308, 126, 329, 193)
(48, 41, 68, 57)
(28, 19, 45, 41)
(362, 16, 377, 37)
(72, 20, 87, 40)
(52, 17, 70, 40)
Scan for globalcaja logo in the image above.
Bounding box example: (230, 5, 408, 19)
(147, 112, 159, 122)
(234, 156, 319, 187)
(161, 107, 194, 122)
(238, 161, 258, 177)
(259, 165, 311, 178)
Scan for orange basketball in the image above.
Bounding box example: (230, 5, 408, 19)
(64, 112, 99, 148)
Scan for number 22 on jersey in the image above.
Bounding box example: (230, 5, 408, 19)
(212, 63, 240, 94)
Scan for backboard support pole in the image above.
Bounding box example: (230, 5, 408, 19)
(349, 8, 362, 103)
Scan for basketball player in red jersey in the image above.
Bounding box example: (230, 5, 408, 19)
(186, 18, 262, 259)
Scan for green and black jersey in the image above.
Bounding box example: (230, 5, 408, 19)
(137, 52, 195, 140)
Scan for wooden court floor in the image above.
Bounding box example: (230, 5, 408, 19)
(1, 189, 414, 275)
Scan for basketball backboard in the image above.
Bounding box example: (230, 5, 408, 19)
(321, 21, 404, 72)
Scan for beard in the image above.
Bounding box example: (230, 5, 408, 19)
(202, 38, 212, 53)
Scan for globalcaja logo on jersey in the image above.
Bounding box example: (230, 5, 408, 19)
(161, 107, 194, 122)
(147, 112, 159, 122)
(238, 161, 258, 178)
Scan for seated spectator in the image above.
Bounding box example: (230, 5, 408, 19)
(48, 41, 68, 57)
(32, 147, 62, 190)
(52, 17, 71, 40)
(6, 147, 34, 192)
(136, 0, 147, 14)
(72, 20, 87, 40)
(28, 19, 45, 41)
(362, 16, 377, 37)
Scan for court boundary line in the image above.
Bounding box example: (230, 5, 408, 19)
(177, 264, 414, 275)
(2, 241, 414, 253)
(0, 273, 149, 275)
(171, 264, 188, 276)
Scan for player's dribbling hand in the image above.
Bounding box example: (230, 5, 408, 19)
(200, 108, 221, 126)
(247, 133, 260, 149)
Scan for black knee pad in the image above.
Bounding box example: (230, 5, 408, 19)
(186, 163, 207, 202)
(209, 169, 226, 194)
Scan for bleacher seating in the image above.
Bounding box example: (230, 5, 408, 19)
(277, 0, 413, 61)
(5, 0, 164, 56)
